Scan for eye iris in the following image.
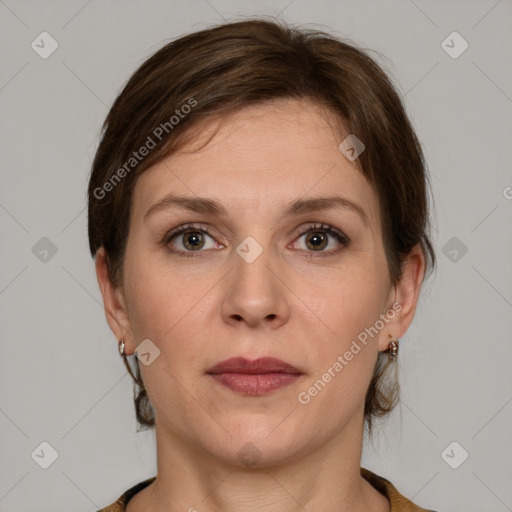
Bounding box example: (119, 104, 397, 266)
(306, 231, 327, 250)
(183, 231, 205, 250)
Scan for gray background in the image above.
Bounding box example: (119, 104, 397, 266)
(1, 0, 511, 511)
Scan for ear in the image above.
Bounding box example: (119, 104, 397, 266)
(95, 247, 135, 354)
(378, 243, 426, 352)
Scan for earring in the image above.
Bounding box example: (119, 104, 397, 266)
(118, 339, 125, 356)
(387, 335, 399, 360)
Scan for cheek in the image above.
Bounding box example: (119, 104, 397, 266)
(304, 262, 387, 338)
(298, 268, 386, 400)
(297, 325, 378, 422)
(123, 253, 215, 364)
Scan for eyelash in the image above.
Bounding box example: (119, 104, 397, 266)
(162, 222, 351, 258)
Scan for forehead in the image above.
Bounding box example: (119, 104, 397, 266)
(132, 98, 380, 229)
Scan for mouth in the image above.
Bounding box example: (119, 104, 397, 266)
(206, 357, 304, 395)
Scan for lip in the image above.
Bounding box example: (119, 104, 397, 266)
(207, 357, 303, 395)
(207, 357, 301, 375)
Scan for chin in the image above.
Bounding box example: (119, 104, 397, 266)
(204, 414, 310, 469)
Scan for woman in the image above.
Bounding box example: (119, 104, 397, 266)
(89, 18, 437, 512)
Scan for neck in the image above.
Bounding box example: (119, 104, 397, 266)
(130, 414, 389, 512)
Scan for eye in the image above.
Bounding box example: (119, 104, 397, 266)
(163, 224, 221, 257)
(162, 222, 350, 258)
(292, 223, 350, 255)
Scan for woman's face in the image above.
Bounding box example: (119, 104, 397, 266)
(101, 98, 421, 467)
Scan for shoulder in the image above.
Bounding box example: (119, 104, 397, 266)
(96, 476, 156, 512)
(361, 467, 438, 512)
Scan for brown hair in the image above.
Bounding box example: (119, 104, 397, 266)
(88, 18, 436, 434)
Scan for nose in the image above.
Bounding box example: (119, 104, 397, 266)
(221, 241, 291, 329)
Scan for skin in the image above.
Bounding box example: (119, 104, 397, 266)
(96, 97, 425, 512)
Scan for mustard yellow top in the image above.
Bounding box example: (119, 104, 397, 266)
(96, 467, 437, 511)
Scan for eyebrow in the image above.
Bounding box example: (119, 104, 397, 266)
(144, 193, 369, 227)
